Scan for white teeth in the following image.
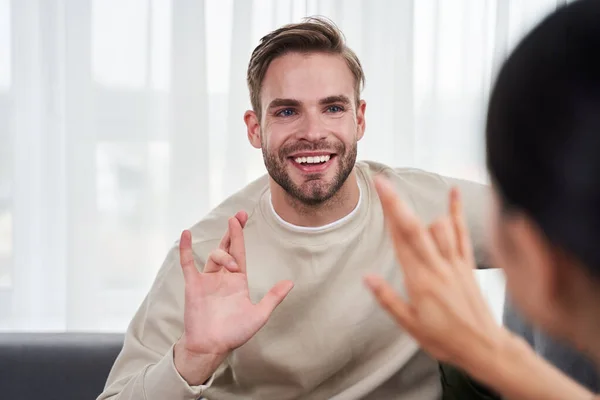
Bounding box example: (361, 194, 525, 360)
(294, 155, 331, 164)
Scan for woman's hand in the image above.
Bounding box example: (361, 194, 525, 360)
(364, 176, 596, 400)
(364, 176, 505, 371)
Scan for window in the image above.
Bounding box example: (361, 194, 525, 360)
(0, 0, 10, 89)
(1, 0, 565, 332)
(92, 0, 171, 90)
(0, 0, 12, 290)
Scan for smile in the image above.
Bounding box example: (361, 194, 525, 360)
(294, 154, 330, 164)
(288, 153, 336, 173)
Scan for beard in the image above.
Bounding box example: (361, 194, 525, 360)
(262, 138, 357, 207)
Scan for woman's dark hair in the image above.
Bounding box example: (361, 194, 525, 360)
(486, 0, 600, 276)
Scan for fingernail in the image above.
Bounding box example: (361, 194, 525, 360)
(374, 175, 395, 194)
(226, 261, 238, 270)
(450, 187, 458, 199)
(363, 275, 380, 291)
(373, 174, 386, 186)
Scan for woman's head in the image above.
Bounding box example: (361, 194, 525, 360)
(486, 0, 600, 348)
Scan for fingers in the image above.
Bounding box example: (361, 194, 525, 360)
(374, 176, 443, 268)
(203, 248, 239, 273)
(429, 217, 458, 262)
(204, 211, 249, 274)
(373, 176, 425, 294)
(179, 230, 199, 283)
(236, 211, 249, 228)
(449, 188, 474, 265)
(256, 280, 294, 320)
(218, 211, 248, 251)
(363, 274, 417, 334)
(228, 216, 247, 273)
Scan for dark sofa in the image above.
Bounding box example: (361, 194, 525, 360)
(5, 328, 592, 400)
(0, 331, 496, 400)
(0, 331, 499, 400)
(0, 332, 123, 400)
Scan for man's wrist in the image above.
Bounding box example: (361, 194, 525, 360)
(173, 339, 227, 386)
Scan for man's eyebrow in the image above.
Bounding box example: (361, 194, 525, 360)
(266, 95, 352, 111)
(319, 95, 352, 105)
(267, 98, 301, 110)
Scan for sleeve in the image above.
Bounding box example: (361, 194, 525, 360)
(96, 247, 215, 400)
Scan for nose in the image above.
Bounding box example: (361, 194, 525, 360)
(297, 110, 328, 142)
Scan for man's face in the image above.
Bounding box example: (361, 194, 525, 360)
(246, 52, 366, 206)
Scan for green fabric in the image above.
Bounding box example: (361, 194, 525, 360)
(439, 363, 502, 400)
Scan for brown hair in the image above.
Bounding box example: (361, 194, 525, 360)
(247, 16, 365, 121)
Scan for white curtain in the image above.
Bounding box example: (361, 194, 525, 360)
(0, 0, 570, 332)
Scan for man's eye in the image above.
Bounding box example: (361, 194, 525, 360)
(276, 108, 296, 117)
(326, 105, 344, 113)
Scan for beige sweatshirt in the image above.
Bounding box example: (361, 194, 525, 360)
(97, 160, 490, 400)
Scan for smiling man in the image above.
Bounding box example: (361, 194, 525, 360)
(98, 17, 490, 400)
(245, 48, 364, 227)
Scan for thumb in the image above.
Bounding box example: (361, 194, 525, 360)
(255, 280, 294, 321)
(364, 274, 417, 334)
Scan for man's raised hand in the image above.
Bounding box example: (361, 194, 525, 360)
(174, 211, 294, 385)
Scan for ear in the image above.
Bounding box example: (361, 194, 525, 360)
(508, 214, 561, 314)
(508, 214, 592, 342)
(356, 100, 366, 141)
(244, 110, 262, 149)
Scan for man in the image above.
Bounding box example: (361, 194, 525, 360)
(98, 17, 489, 400)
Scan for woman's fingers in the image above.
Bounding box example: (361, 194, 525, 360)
(374, 176, 444, 270)
(449, 187, 475, 268)
(429, 217, 458, 263)
(364, 274, 418, 334)
(446, 189, 496, 325)
(364, 272, 451, 361)
(368, 181, 502, 370)
(374, 176, 440, 301)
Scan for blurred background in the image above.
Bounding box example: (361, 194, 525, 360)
(0, 0, 571, 333)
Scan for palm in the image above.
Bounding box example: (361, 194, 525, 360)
(179, 213, 293, 357)
(184, 269, 266, 354)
